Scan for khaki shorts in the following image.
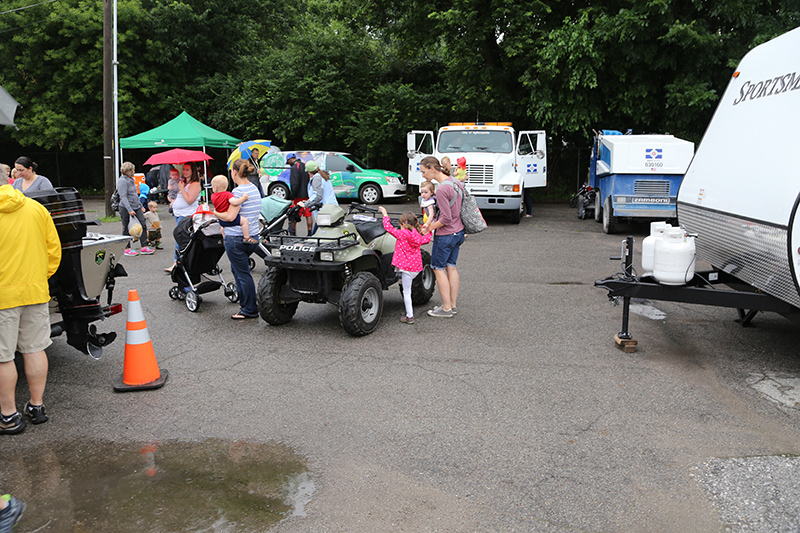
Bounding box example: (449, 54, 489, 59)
(0, 303, 52, 363)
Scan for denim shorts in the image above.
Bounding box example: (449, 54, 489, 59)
(431, 231, 465, 270)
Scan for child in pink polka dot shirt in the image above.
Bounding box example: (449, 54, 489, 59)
(378, 206, 433, 324)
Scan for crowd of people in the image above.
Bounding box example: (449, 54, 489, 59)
(0, 150, 470, 530)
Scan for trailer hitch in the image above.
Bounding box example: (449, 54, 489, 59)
(606, 236, 638, 353)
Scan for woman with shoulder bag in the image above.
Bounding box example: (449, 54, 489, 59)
(419, 156, 464, 318)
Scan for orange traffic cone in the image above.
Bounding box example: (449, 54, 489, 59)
(113, 289, 168, 392)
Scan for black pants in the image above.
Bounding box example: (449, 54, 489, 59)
(120, 208, 148, 248)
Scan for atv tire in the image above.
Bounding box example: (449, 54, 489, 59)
(410, 250, 435, 305)
(257, 266, 298, 325)
(339, 271, 383, 336)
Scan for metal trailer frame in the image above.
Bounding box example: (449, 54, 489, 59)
(595, 236, 800, 346)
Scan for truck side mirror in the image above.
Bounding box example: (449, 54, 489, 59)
(407, 150, 417, 159)
(535, 150, 545, 159)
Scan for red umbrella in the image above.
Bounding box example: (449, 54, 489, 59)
(144, 148, 213, 166)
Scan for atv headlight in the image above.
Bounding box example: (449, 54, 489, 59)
(317, 213, 333, 226)
(319, 251, 334, 261)
(271, 249, 281, 258)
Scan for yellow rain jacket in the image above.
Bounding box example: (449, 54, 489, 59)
(0, 185, 62, 310)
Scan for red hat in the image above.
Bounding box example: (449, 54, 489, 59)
(456, 157, 466, 169)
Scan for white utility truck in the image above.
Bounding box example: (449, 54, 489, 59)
(596, 25, 800, 341)
(407, 123, 547, 223)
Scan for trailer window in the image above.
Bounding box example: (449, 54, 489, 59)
(439, 130, 513, 154)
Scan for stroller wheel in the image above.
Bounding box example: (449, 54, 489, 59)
(225, 282, 239, 303)
(249, 257, 256, 271)
(186, 290, 201, 312)
(169, 286, 181, 300)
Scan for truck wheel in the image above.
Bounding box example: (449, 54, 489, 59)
(268, 182, 290, 200)
(257, 266, 298, 325)
(339, 272, 383, 336)
(594, 190, 603, 222)
(510, 202, 522, 224)
(602, 196, 617, 234)
(577, 195, 587, 219)
(411, 250, 436, 305)
(358, 183, 382, 205)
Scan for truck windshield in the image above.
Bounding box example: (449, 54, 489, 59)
(438, 130, 513, 154)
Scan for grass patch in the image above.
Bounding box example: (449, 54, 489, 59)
(99, 215, 121, 223)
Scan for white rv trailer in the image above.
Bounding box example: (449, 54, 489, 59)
(596, 26, 800, 342)
(677, 26, 800, 310)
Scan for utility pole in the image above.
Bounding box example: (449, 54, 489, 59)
(103, 0, 114, 216)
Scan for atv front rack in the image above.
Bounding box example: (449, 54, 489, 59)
(262, 232, 360, 251)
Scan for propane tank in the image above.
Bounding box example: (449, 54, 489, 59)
(641, 221, 672, 276)
(653, 227, 696, 285)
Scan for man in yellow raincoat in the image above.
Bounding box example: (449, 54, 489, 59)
(0, 167, 61, 435)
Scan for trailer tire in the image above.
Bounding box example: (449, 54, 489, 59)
(602, 197, 617, 234)
(594, 190, 603, 222)
(577, 195, 587, 219)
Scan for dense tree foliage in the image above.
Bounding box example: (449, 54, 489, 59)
(0, 0, 797, 191)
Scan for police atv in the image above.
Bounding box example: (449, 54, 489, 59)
(256, 203, 435, 336)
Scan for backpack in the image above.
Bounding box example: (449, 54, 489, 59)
(442, 179, 487, 234)
(110, 189, 120, 212)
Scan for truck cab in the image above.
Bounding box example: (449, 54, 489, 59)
(407, 123, 547, 223)
(589, 130, 694, 233)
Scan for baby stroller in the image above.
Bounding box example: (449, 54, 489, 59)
(168, 209, 238, 312)
(251, 196, 300, 267)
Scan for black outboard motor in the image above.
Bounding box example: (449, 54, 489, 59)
(27, 188, 128, 358)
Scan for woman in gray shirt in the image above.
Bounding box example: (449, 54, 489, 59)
(12, 156, 53, 196)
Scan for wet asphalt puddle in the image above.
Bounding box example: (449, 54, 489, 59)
(628, 299, 667, 320)
(2, 439, 312, 532)
(747, 373, 800, 410)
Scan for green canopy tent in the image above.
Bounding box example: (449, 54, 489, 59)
(120, 111, 240, 198)
(119, 111, 240, 150)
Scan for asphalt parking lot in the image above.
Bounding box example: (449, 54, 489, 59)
(2, 197, 800, 532)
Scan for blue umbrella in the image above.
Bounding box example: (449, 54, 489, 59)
(227, 140, 271, 169)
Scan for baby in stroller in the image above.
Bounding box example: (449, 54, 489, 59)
(210, 175, 256, 243)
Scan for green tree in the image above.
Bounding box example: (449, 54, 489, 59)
(522, 0, 800, 145)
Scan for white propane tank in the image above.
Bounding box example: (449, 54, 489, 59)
(641, 221, 672, 276)
(653, 228, 696, 285)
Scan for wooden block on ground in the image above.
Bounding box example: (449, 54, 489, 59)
(614, 334, 638, 353)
